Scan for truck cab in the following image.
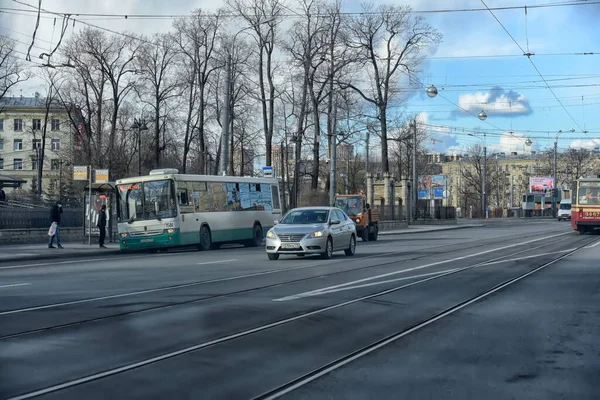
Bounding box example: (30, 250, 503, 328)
(334, 194, 379, 242)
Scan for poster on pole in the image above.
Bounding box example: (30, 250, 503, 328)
(73, 166, 88, 181)
(530, 177, 554, 194)
(418, 175, 432, 199)
(431, 175, 448, 199)
(95, 169, 109, 184)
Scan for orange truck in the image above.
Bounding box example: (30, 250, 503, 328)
(334, 194, 380, 242)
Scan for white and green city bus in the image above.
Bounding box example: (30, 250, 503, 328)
(116, 169, 282, 251)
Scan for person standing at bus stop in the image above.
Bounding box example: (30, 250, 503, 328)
(48, 201, 63, 249)
(97, 204, 108, 248)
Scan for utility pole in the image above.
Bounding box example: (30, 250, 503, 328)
(483, 134, 487, 218)
(412, 118, 418, 220)
(553, 139, 558, 218)
(328, 99, 338, 207)
(220, 53, 231, 176)
(280, 140, 287, 212)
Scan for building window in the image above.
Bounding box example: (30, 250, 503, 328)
(13, 139, 22, 151)
(0, 119, 4, 131)
(51, 119, 60, 131)
(32, 158, 38, 171)
(14, 158, 23, 170)
(0, 138, 3, 150)
(0, 158, 3, 169)
(32, 139, 41, 150)
(51, 139, 60, 151)
(51, 159, 59, 170)
(32, 119, 41, 130)
(14, 119, 22, 131)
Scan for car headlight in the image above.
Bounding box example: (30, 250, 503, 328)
(120, 233, 128, 238)
(355, 218, 360, 223)
(167, 228, 175, 233)
(308, 231, 324, 238)
(266, 230, 277, 239)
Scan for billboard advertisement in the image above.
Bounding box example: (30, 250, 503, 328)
(530, 177, 554, 194)
(418, 175, 448, 199)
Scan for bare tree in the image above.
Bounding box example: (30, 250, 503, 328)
(343, 4, 441, 173)
(30, 70, 64, 196)
(456, 145, 505, 216)
(135, 33, 181, 169)
(285, 0, 331, 191)
(174, 9, 224, 173)
(227, 0, 283, 167)
(0, 37, 29, 108)
(63, 28, 140, 178)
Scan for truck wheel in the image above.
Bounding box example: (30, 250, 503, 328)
(361, 229, 369, 242)
(369, 226, 379, 241)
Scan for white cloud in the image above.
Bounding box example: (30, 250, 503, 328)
(457, 87, 533, 117)
(570, 139, 600, 150)
(488, 132, 536, 155)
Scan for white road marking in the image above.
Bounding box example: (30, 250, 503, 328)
(196, 259, 238, 265)
(585, 239, 600, 249)
(275, 269, 459, 301)
(274, 231, 571, 302)
(0, 265, 491, 400)
(0, 250, 413, 316)
(262, 248, 580, 400)
(478, 250, 575, 266)
(0, 283, 30, 289)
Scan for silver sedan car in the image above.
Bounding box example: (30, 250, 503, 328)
(265, 207, 357, 260)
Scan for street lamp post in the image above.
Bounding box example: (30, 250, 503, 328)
(131, 118, 149, 176)
(553, 128, 574, 218)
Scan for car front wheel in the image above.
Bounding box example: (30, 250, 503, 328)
(321, 237, 333, 259)
(345, 234, 356, 256)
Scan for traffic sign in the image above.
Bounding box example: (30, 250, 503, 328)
(263, 166, 274, 178)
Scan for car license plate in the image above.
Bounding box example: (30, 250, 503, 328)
(141, 238, 154, 243)
(281, 243, 300, 249)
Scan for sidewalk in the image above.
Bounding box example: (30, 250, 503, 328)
(0, 242, 121, 263)
(380, 223, 484, 236)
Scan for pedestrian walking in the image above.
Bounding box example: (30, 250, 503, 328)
(48, 201, 63, 249)
(98, 204, 107, 248)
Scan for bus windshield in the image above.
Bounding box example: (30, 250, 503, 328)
(335, 196, 363, 216)
(117, 179, 177, 222)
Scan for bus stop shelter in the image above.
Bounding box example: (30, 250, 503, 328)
(83, 182, 117, 243)
(0, 174, 27, 189)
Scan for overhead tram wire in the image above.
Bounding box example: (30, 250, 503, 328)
(3, 0, 600, 20)
(480, 0, 589, 137)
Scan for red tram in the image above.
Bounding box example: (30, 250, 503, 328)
(571, 178, 600, 234)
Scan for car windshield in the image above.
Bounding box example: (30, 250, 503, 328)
(335, 196, 363, 216)
(280, 209, 329, 224)
(117, 179, 177, 222)
(560, 203, 571, 210)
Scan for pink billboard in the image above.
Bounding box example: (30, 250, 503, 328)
(530, 177, 554, 194)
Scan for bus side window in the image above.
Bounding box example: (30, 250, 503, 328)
(192, 182, 209, 212)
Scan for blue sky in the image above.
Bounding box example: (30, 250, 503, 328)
(2, 0, 599, 156)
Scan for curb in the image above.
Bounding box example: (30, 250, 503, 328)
(0, 249, 122, 264)
(379, 224, 483, 236)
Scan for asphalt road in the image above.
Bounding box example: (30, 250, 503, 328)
(1, 219, 599, 400)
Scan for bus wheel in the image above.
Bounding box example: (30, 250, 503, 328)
(246, 224, 263, 247)
(198, 226, 212, 251)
